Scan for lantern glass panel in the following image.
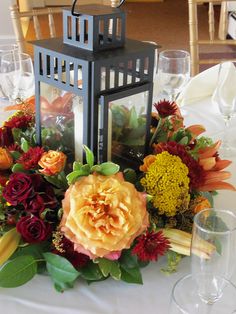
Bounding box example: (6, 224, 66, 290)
(99, 89, 150, 168)
(39, 82, 84, 165)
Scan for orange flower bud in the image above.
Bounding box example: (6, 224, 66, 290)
(0, 148, 13, 170)
(38, 150, 66, 175)
(192, 196, 211, 214)
(140, 155, 156, 172)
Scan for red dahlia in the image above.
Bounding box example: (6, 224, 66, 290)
(132, 230, 170, 262)
(154, 100, 179, 118)
(17, 147, 44, 170)
(4, 114, 33, 129)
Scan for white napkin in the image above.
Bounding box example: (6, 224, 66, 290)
(177, 64, 221, 106)
(211, 62, 236, 111)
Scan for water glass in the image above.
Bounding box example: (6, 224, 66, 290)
(169, 274, 236, 314)
(157, 49, 190, 101)
(0, 52, 34, 103)
(191, 208, 236, 304)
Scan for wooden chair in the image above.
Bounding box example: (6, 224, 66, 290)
(188, 0, 236, 76)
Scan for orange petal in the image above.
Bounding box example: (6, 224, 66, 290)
(198, 140, 221, 159)
(186, 124, 206, 138)
(198, 181, 236, 192)
(213, 159, 232, 171)
(199, 157, 216, 171)
(204, 171, 231, 183)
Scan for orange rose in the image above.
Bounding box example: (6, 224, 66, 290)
(38, 150, 66, 175)
(60, 173, 149, 259)
(0, 148, 13, 170)
(140, 155, 156, 172)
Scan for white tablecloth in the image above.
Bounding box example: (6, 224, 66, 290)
(1, 97, 236, 314)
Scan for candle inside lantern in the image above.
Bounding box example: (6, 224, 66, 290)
(73, 95, 83, 162)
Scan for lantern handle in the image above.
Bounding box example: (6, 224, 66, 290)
(117, 0, 126, 8)
(71, 0, 80, 17)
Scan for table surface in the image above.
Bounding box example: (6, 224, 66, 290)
(0, 96, 236, 314)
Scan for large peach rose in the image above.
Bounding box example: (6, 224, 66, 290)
(0, 148, 13, 170)
(60, 173, 149, 259)
(38, 150, 66, 175)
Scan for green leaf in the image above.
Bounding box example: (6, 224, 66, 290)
(80, 262, 104, 281)
(120, 266, 143, 284)
(200, 191, 214, 207)
(120, 250, 139, 269)
(178, 136, 189, 145)
(10, 151, 21, 160)
(123, 168, 137, 184)
(83, 145, 94, 168)
(21, 138, 30, 153)
(73, 161, 83, 171)
(96, 258, 121, 280)
(161, 251, 182, 275)
(11, 163, 25, 173)
(128, 107, 139, 129)
(54, 280, 75, 292)
(97, 162, 120, 176)
(0, 255, 37, 288)
(66, 167, 90, 185)
(11, 242, 50, 260)
(91, 165, 101, 173)
(43, 253, 80, 283)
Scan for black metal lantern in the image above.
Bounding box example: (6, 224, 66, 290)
(32, 4, 156, 168)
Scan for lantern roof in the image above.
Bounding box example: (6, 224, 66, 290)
(31, 38, 157, 62)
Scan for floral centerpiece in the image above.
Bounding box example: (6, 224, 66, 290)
(0, 100, 235, 292)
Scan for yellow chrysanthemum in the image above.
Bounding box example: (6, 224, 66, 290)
(141, 151, 190, 217)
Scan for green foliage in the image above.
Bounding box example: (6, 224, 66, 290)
(11, 163, 25, 173)
(123, 168, 137, 184)
(120, 266, 143, 284)
(161, 251, 182, 275)
(0, 256, 37, 288)
(21, 138, 30, 153)
(83, 145, 94, 167)
(94, 162, 120, 176)
(95, 258, 121, 280)
(80, 262, 104, 281)
(43, 253, 80, 291)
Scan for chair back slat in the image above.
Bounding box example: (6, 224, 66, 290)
(48, 9, 56, 38)
(33, 13, 42, 40)
(188, 0, 236, 75)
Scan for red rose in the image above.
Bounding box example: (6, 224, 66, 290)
(23, 194, 45, 215)
(0, 126, 14, 147)
(3, 173, 34, 205)
(16, 215, 51, 243)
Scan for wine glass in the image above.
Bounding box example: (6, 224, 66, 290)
(211, 62, 236, 157)
(157, 49, 190, 102)
(191, 208, 236, 304)
(0, 44, 18, 99)
(169, 274, 236, 314)
(0, 52, 34, 103)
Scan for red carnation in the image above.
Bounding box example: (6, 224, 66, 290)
(154, 100, 180, 118)
(16, 215, 52, 243)
(17, 147, 44, 170)
(132, 230, 170, 262)
(4, 114, 33, 129)
(154, 141, 205, 190)
(3, 173, 34, 205)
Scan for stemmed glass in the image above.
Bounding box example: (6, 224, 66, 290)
(157, 49, 190, 102)
(0, 52, 34, 103)
(191, 208, 236, 304)
(212, 62, 236, 157)
(169, 208, 236, 314)
(0, 44, 18, 99)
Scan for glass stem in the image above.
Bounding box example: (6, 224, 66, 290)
(222, 116, 231, 150)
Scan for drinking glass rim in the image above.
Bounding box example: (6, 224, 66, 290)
(159, 49, 190, 60)
(171, 273, 236, 312)
(193, 208, 236, 234)
(1, 52, 32, 63)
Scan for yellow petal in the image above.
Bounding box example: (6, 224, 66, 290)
(0, 228, 21, 267)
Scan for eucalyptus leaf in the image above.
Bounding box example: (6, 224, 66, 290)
(178, 136, 189, 145)
(83, 145, 94, 168)
(128, 107, 139, 129)
(66, 167, 90, 185)
(73, 161, 83, 171)
(0, 255, 37, 288)
(43, 253, 80, 283)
